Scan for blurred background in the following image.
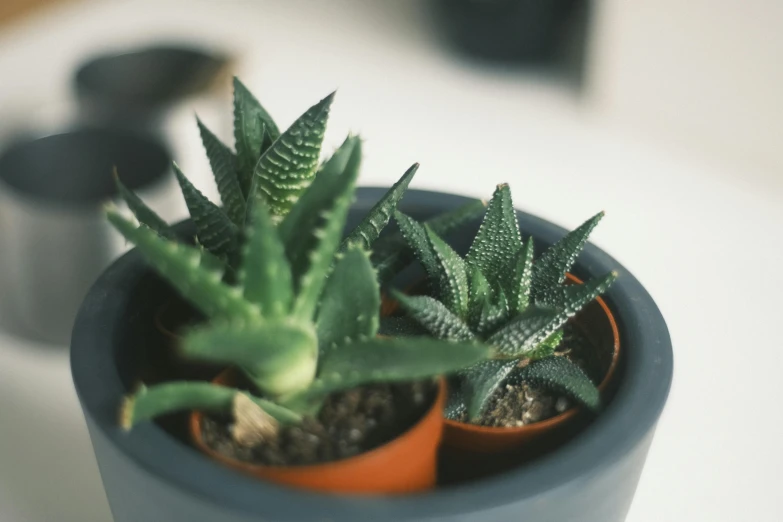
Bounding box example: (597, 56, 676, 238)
(0, 1, 780, 521)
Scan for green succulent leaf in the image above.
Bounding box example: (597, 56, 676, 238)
(466, 184, 522, 292)
(426, 226, 470, 317)
(233, 78, 280, 195)
(377, 316, 429, 337)
(486, 307, 562, 357)
(374, 199, 487, 283)
(295, 337, 491, 402)
(394, 211, 439, 279)
(287, 137, 361, 321)
(537, 271, 618, 313)
(394, 214, 469, 315)
(183, 320, 318, 397)
(240, 200, 293, 318)
(444, 384, 468, 420)
(531, 211, 604, 299)
(490, 272, 616, 357)
(113, 170, 175, 239)
(107, 209, 260, 322)
(120, 382, 301, 430)
(392, 291, 475, 341)
(508, 237, 534, 314)
(475, 287, 510, 338)
(197, 118, 245, 226)
(259, 118, 275, 154)
(373, 199, 487, 260)
(173, 164, 239, 260)
(316, 245, 380, 355)
(279, 137, 360, 284)
(341, 163, 418, 251)
(247, 92, 335, 219)
(527, 329, 563, 360)
(510, 356, 600, 411)
(461, 359, 520, 421)
(467, 264, 492, 323)
(466, 265, 511, 337)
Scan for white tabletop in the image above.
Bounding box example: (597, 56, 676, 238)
(0, 1, 780, 521)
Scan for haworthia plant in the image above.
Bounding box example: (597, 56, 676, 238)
(392, 184, 617, 423)
(114, 78, 424, 273)
(111, 136, 491, 430)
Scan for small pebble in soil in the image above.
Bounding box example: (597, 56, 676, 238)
(201, 381, 436, 467)
(462, 382, 564, 428)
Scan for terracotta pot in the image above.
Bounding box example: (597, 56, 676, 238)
(190, 370, 447, 494)
(381, 273, 620, 454)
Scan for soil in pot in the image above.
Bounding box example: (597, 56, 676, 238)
(201, 380, 437, 466)
(191, 370, 447, 493)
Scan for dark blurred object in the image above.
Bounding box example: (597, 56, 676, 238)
(429, 0, 584, 64)
(74, 45, 232, 137)
(0, 128, 171, 345)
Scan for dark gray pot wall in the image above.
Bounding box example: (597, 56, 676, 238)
(71, 188, 673, 522)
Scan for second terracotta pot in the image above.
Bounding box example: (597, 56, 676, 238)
(190, 370, 447, 494)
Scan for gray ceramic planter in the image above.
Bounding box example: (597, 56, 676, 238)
(71, 188, 672, 522)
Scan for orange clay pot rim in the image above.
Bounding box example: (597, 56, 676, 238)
(444, 272, 621, 434)
(190, 375, 447, 473)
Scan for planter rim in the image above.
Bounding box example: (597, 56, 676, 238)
(71, 187, 673, 521)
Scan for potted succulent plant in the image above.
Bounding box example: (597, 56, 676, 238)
(385, 183, 619, 464)
(71, 79, 672, 522)
(108, 134, 489, 494)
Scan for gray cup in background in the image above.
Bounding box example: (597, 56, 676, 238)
(73, 45, 232, 138)
(0, 128, 173, 345)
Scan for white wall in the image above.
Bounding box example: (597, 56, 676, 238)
(589, 0, 783, 181)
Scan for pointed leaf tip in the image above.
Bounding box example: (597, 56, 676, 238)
(233, 78, 280, 195)
(197, 118, 245, 226)
(466, 183, 521, 293)
(173, 163, 239, 259)
(532, 211, 605, 297)
(247, 92, 335, 217)
(113, 172, 173, 238)
(341, 161, 418, 251)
